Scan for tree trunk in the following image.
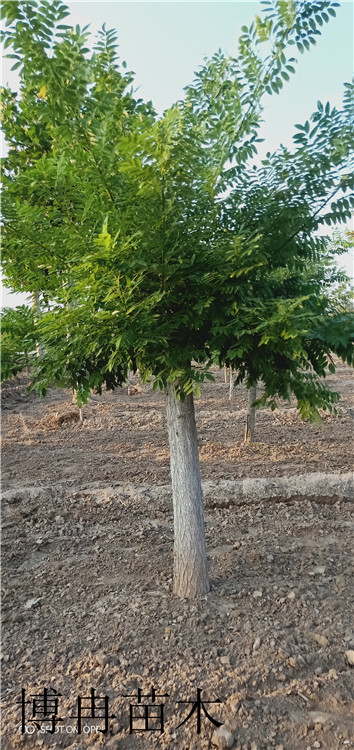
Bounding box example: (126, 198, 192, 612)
(224, 365, 227, 384)
(127, 369, 131, 396)
(72, 389, 83, 422)
(66, 288, 84, 420)
(244, 383, 257, 443)
(166, 383, 209, 599)
(229, 366, 234, 401)
(31, 291, 45, 358)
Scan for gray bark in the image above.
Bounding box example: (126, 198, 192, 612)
(166, 383, 209, 599)
(229, 367, 234, 401)
(65, 289, 84, 421)
(72, 389, 84, 422)
(244, 383, 257, 443)
(31, 291, 45, 358)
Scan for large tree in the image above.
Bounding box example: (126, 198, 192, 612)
(1, 0, 353, 598)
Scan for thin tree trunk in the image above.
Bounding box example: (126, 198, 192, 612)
(31, 291, 45, 358)
(66, 285, 84, 420)
(166, 383, 209, 599)
(244, 383, 257, 443)
(229, 366, 234, 401)
(127, 369, 131, 395)
(224, 365, 227, 384)
(72, 389, 83, 422)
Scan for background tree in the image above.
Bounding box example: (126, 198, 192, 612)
(244, 383, 258, 443)
(1, 0, 353, 599)
(241, 229, 354, 443)
(1, 305, 37, 380)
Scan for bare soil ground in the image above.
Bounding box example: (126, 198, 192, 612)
(1, 366, 354, 750)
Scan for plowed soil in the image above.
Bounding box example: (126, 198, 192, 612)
(1, 366, 353, 750)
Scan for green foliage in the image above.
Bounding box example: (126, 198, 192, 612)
(1, 305, 37, 380)
(1, 0, 353, 420)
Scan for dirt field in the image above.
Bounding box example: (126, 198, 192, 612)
(1, 366, 354, 750)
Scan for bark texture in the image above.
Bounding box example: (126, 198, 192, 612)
(244, 383, 257, 443)
(229, 367, 234, 401)
(72, 390, 84, 422)
(31, 291, 45, 358)
(166, 383, 209, 599)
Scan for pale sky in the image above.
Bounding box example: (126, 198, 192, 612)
(1, 0, 353, 307)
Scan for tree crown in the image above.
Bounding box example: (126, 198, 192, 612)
(1, 0, 353, 416)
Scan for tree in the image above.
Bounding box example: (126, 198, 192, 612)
(242, 229, 354, 443)
(244, 383, 258, 443)
(2, 0, 353, 599)
(1, 305, 37, 380)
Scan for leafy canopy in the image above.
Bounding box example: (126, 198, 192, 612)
(1, 305, 37, 380)
(1, 0, 353, 417)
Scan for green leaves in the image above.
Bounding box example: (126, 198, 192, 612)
(1, 305, 37, 381)
(1, 0, 353, 417)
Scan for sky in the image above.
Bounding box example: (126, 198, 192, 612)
(1, 0, 353, 308)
